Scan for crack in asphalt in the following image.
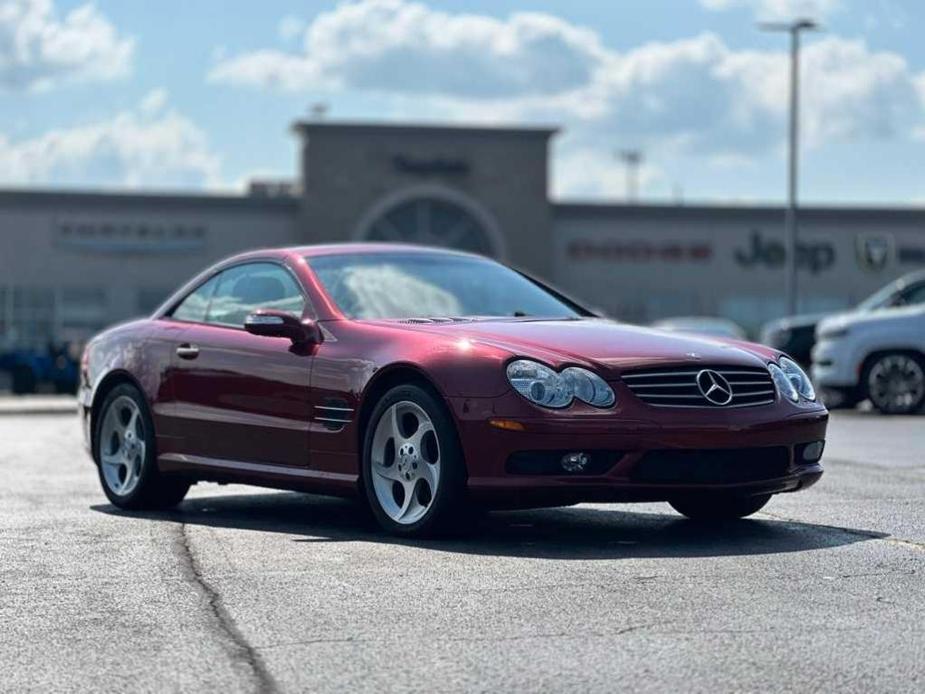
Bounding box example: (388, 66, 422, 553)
(170, 523, 279, 694)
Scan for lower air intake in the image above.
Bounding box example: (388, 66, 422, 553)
(630, 447, 790, 484)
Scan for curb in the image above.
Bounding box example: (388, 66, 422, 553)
(0, 398, 79, 416)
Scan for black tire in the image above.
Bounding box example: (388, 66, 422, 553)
(669, 493, 771, 521)
(361, 384, 469, 537)
(94, 383, 190, 510)
(862, 352, 925, 415)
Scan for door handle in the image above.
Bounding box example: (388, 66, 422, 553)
(176, 343, 200, 360)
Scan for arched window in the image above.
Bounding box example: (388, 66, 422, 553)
(364, 197, 495, 256)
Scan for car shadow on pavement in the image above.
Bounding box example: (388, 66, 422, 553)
(92, 490, 886, 560)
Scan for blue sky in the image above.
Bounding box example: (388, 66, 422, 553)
(2, 0, 924, 204)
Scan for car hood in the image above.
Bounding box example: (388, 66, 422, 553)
(396, 318, 775, 375)
(818, 305, 925, 335)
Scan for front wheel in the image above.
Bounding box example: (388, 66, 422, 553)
(361, 384, 468, 537)
(94, 383, 190, 510)
(864, 352, 925, 415)
(670, 493, 771, 521)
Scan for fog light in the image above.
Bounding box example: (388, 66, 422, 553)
(561, 452, 590, 473)
(802, 440, 825, 463)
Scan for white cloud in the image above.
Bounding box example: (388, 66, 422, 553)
(208, 1, 924, 157)
(0, 90, 222, 188)
(209, 0, 605, 98)
(207, 0, 925, 197)
(575, 34, 925, 155)
(277, 15, 304, 42)
(0, 0, 134, 91)
(913, 72, 925, 104)
(416, 32, 925, 160)
(799, 37, 921, 144)
(139, 87, 168, 115)
(699, 0, 841, 20)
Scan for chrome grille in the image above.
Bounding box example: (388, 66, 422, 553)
(621, 365, 776, 408)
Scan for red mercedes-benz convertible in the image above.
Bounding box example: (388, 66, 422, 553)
(80, 244, 827, 536)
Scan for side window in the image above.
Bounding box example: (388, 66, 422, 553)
(898, 283, 925, 307)
(171, 275, 220, 323)
(207, 263, 305, 328)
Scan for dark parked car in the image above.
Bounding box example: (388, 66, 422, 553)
(80, 244, 827, 537)
(760, 314, 827, 367)
(0, 343, 79, 394)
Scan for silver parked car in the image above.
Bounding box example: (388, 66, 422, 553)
(813, 278, 925, 414)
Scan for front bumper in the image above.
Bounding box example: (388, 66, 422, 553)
(811, 337, 859, 388)
(449, 389, 827, 508)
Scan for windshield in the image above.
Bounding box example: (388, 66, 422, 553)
(856, 280, 901, 311)
(307, 252, 583, 320)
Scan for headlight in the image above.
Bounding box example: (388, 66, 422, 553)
(778, 356, 816, 401)
(768, 363, 800, 403)
(506, 360, 572, 408)
(818, 326, 849, 340)
(506, 359, 615, 409)
(562, 367, 616, 407)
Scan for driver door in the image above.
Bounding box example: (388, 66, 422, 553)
(170, 261, 314, 467)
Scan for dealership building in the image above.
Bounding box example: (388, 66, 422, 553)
(2, 120, 924, 349)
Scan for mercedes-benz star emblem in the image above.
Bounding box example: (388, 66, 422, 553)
(696, 369, 734, 406)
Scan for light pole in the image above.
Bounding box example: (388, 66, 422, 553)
(617, 149, 643, 203)
(759, 18, 818, 316)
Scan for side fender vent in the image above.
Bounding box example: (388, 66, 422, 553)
(314, 398, 354, 431)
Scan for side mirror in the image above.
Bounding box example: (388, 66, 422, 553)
(244, 310, 322, 345)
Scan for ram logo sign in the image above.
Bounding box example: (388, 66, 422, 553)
(856, 234, 894, 272)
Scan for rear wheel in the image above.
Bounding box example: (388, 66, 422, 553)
(864, 352, 925, 415)
(94, 384, 190, 510)
(361, 384, 468, 537)
(670, 493, 771, 521)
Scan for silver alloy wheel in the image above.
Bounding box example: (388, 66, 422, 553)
(99, 395, 146, 496)
(370, 400, 441, 525)
(868, 354, 925, 413)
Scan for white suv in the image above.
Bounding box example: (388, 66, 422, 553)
(812, 272, 925, 414)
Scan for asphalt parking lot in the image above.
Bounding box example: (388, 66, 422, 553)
(1, 410, 923, 693)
